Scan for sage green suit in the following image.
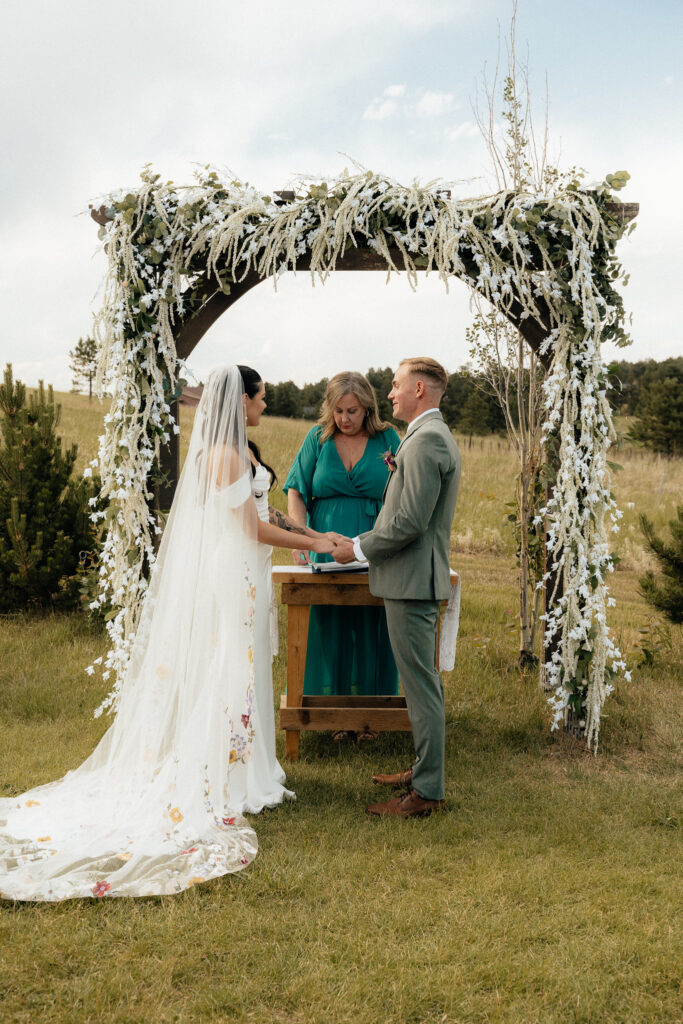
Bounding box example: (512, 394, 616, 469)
(359, 410, 460, 801)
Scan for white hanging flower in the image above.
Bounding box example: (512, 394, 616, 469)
(90, 167, 630, 744)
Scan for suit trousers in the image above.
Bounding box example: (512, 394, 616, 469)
(383, 598, 445, 801)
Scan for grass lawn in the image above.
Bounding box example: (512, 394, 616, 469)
(0, 396, 681, 1023)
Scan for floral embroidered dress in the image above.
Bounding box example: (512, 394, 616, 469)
(229, 464, 293, 812)
(283, 425, 400, 697)
(0, 367, 291, 901)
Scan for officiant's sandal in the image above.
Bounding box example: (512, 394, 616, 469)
(371, 768, 413, 788)
(366, 789, 445, 818)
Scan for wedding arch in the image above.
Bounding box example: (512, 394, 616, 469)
(88, 166, 637, 749)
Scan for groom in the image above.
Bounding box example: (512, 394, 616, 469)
(332, 357, 460, 818)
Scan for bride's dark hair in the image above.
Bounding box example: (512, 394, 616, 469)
(238, 365, 277, 487)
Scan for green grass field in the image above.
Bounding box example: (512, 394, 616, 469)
(1, 392, 681, 1024)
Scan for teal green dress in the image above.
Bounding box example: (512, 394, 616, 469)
(283, 425, 401, 697)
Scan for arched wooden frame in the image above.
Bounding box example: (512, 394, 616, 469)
(93, 195, 636, 491)
(91, 196, 638, 682)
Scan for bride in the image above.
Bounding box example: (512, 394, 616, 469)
(0, 364, 333, 900)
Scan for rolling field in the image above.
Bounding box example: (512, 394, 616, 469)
(0, 391, 681, 1024)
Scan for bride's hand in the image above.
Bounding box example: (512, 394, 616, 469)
(310, 535, 335, 555)
(292, 548, 311, 565)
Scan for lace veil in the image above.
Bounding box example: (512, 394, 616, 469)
(0, 365, 262, 900)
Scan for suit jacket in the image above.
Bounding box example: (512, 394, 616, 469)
(359, 410, 460, 601)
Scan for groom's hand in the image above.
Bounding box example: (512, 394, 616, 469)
(325, 532, 347, 545)
(332, 537, 356, 564)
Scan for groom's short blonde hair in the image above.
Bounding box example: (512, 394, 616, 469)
(399, 357, 448, 396)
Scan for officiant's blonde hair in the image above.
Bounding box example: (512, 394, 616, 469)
(318, 372, 391, 443)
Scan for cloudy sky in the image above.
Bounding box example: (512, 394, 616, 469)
(1, 0, 681, 390)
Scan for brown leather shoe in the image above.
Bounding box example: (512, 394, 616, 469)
(366, 789, 445, 818)
(371, 768, 413, 788)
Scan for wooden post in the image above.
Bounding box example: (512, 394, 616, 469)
(284, 603, 310, 760)
(540, 423, 562, 692)
(540, 498, 563, 693)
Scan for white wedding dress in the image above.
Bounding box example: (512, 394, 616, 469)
(0, 366, 292, 901)
(227, 462, 293, 814)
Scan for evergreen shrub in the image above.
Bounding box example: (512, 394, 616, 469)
(639, 506, 683, 624)
(0, 365, 99, 611)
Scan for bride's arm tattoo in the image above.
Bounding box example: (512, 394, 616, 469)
(268, 506, 308, 535)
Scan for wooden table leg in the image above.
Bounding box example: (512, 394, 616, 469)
(284, 603, 310, 761)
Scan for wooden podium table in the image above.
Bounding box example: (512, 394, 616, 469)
(273, 565, 459, 761)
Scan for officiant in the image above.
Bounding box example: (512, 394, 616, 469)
(283, 372, 400, 714)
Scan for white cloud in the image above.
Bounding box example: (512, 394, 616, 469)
(363, 85, 461, 123)
(416, 90, 456, 117)
(363, 98, 400, 121)
(445, 121, 481, 141)
(363, 84, 410, 120)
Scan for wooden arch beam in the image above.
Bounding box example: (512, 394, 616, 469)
(91, 199, 638, 368)
(173, 250, 551, 364)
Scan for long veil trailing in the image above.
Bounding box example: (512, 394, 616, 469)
(0, 366, 264, 900)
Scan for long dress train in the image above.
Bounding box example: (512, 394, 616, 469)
(0, 366, 291, 901)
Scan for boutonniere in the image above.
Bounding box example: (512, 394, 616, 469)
(381, 450, 397, 473)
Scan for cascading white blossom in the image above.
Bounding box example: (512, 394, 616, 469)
(90, 166, 632, 747)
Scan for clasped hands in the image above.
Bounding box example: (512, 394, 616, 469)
(325, 532, 356, 564)
(292, 532, 356, 565)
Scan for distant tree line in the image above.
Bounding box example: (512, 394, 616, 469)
(68, 335, 683, 452)
(264, 357, 683, 454)
(264, 367, 510, 435)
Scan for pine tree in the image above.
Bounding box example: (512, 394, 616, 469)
(272, 380, 301, 418)
(458, 390, 493, 435)
(639, 507, 683, 624)
(629, 361, 683, 455)
(0, 364, 99, 610)
(366, 367, 395, 423)
(69, 336, 98, 402)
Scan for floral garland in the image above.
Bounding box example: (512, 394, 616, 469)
(90, 166, 633, 747)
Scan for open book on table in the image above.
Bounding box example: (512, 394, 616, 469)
(311, 560, 369, 573)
